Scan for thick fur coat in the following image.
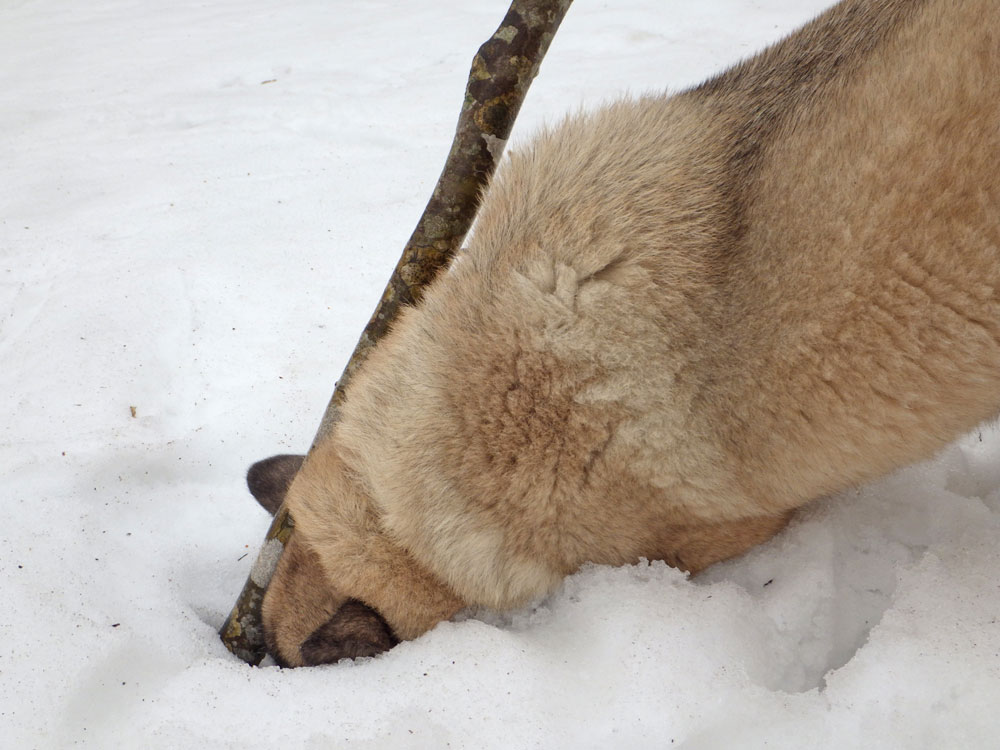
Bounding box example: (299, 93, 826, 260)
(250, 0, 1000, 666)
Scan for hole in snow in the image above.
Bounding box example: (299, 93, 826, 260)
(695, 493, 924, 693)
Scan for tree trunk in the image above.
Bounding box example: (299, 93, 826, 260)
(220, 0, 574, 666)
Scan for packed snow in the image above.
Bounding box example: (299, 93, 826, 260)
(4, 1, 1000, 747)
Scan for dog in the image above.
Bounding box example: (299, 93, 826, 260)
(248, 0, 1000, 666)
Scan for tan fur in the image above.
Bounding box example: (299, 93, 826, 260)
(261, 534, 340, 668)
(261, 0, 1000, 664)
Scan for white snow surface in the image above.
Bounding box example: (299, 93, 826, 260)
(4, 1, 1000, 747)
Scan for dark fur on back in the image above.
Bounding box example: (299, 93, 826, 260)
(693, 0, 928, 251)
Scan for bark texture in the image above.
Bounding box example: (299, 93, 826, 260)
(220, 0, 574, 666)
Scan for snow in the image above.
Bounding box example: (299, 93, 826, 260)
(3, 1, 999, 747)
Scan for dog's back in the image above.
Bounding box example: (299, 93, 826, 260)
(263, 0, 1000, 664)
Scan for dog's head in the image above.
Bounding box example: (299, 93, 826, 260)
(246, 452, 463, 667)
(245, 448, 791, 667)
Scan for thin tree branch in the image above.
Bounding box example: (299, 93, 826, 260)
(220, 0, 574, 665)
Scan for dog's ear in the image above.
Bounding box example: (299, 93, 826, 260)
(299, 599, 399, 665)
(246, 454, 306, 515)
